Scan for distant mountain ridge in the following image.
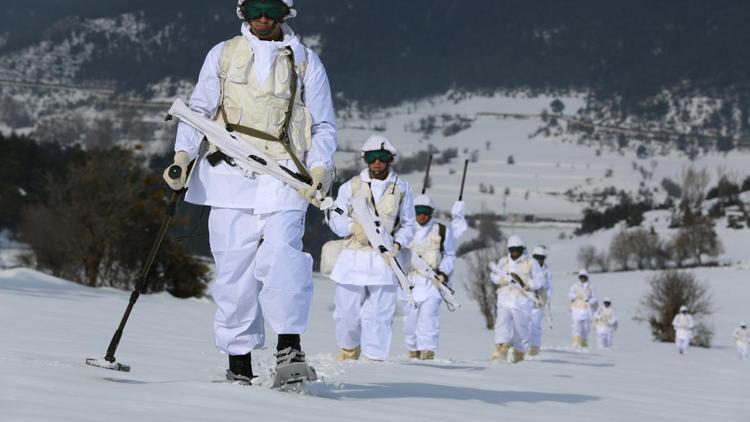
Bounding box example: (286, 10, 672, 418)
(2, 1, 749, 143)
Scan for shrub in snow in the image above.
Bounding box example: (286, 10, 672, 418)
(577, 245, 598, 270)
(464, 244, 502, 330)
(640, 271, 714, 347)
(660, 177, 682, 199)
(20, 148, 209, 298)
(671, 215, 723, 266)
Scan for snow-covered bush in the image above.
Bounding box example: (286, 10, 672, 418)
(19, 148, 209, 297)
(639, 271, 714, 347)
(463, 244, 502, 330)
(671, 216, 723, 266)
(576, 245, 597, 270)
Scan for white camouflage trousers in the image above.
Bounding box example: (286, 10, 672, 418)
(571, 317, 592, 341)
(209, 207, 312, 355)
(596, 329, 614, 349)
(530, 307, 545, 348)
(334, 284, 396, 361)
(402, 297, 442, 352)
(494, 298, 533, 353)
(737, 342, 748, 360)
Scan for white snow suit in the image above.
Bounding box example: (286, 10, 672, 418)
(672, 313, 695, 354)
(568, 281, 598, 345)
(529, 264, 553, 349)
(402, 219, 456, 353)
(593, 305, 618, 349)
(172, 23, 336, 355)
(489, 254, 545, 353)
(328, 170, 416, 360)
(733, 327, 748, 360)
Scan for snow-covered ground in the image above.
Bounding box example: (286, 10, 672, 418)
(2, 90, 749, 420)
(2, 257, 748, 421)
(335, 93, 750, 220)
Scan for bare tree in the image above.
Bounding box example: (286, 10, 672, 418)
(609, 230, 632, 271)
(639, 271, 714, 347)
(577, 245, 597, 270)
(593, 250, 610, 272)
(679, 166, 710, 217)
(464, 244, 502, 329)
(628, 228, 660, 270)
(672, 216, 723, 266)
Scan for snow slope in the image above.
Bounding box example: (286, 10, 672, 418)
(334, 92, 750, 221)
(2, 261, 748, 422)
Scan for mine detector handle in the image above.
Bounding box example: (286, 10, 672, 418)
(168, 166, 182, 180)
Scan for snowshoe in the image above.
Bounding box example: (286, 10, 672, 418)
(271, 347, 318, 390)
(225, 352, 257, 385)
(225, 369, 258, 385)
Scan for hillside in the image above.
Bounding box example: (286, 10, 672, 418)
(2, 1, 750, 146)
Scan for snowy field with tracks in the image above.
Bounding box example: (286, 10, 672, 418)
(1, 258, 748, 421)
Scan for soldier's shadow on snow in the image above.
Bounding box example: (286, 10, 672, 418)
(401, 362, 486, 372)
(534, 359, 614, 368)
(333, 382, 599, 405)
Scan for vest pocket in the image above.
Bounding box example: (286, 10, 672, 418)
(224, 106, 242, 125)
(227, 61, 250, 84)
(273, 56, 291, 98)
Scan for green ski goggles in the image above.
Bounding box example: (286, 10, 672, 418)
(363, 149, 394, 164)
(415, 205, 434, 216)
(243, 0, 288, 21)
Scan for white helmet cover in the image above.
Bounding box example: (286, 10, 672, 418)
(680, 305, 688, 312)
(603, 297, 612, 303)
(414, 194, 435, 208)
(578, 269, 590, 279)
(237, 0, 297, 20)
(361, 134, 398, 162)
(532, 245, 547, 257)
(507, 235, 525, 249)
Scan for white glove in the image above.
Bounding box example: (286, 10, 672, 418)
(350, 222, 369, 246)
(298, 166, 330, 207)
(384, 242, 401, 259)
(451, 200, 465, 219)
(163, 151, 189, 191)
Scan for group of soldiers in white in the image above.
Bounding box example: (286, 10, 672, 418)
(160, 0, 747, 385)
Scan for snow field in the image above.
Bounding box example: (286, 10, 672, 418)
(1, 259, 748, 422)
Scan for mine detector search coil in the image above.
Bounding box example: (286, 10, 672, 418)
(85, 161, 191, 373)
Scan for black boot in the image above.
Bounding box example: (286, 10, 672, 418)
(226, 352, 256, 384)
(276, 334, 301, 353)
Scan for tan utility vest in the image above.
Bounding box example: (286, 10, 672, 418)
(594, 307, 614, 328)
(497, 255, 533, 291)
(673, 314, 692, 330)
(345, 176, 403, 251)
(572, 283, 593, 309)
(218, 36, 313, 160)
(409, 222, 445, 275)
(736, 329, 749, 344)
